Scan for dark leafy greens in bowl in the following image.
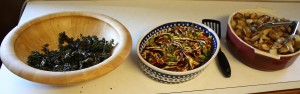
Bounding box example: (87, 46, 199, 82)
(28, 32, 115, 72)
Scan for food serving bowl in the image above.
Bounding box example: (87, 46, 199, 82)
(227, 9, 300, 71)
(0, 11, 132, 85)
(137, 21, 220, 84)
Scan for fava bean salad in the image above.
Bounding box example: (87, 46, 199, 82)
(141, 25, 213, 72)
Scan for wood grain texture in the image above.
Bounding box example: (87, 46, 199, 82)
(0, 12, 132, 85)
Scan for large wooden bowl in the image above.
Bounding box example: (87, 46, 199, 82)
(0, 12, 132, 85)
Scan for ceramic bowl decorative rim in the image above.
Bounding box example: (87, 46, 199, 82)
(0, 11, 132, 85)
(227, 8, 300, 59)
(136, 21, 220, 75)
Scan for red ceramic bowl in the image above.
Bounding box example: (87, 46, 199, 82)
(226, 9, 300, 71)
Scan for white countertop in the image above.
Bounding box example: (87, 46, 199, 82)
(1, 0, 300, 94)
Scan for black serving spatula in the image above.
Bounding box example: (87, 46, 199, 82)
(202, 19, 231, 78)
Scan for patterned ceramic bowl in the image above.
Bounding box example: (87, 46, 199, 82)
(136, 21, 220, 84)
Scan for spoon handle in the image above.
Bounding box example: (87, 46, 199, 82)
(217, 50, 231, 77)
